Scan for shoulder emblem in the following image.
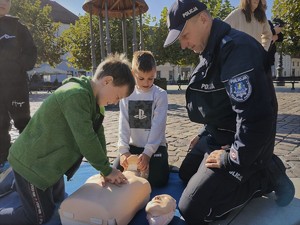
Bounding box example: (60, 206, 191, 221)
(229, 74, 252, 102)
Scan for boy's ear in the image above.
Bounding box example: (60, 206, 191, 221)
(131, 69, 135, 76)
(103, 76, 113, 85)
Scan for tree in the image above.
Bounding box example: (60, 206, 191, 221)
(272, 0, 300, 57)
(60, 14, 94, 70)
(60, 12, 159, 70)
(10, 0, 64, 66)
(200, 0, 234, 19)
(60, 0, 235, 69)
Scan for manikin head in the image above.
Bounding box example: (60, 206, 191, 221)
(145, 194, 176, 225)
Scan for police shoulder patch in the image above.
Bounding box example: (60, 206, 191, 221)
(229, 74, 252, 102)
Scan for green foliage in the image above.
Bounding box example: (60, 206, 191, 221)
(58, 0, 235, 69)
(10, 0, 64, 66)
(60, 14, 93, 70)
(200, 0, 234, 19)
(8, 0, 236, 69)
(272, 0, 300, 57)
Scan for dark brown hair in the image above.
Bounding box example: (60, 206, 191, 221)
(240, 0, 267, 23)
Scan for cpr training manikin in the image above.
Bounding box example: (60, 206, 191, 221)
(59, 155, 176, 225)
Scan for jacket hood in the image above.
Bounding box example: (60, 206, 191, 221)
(63, 75, 92, 89)
(62, 76, 105, 115)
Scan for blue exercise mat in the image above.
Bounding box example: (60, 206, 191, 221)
(0, 162, 187, 225)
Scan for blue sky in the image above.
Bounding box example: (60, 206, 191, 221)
(54, 0, 274, 19)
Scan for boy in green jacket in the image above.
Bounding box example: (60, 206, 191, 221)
(1, 54, 135, 225)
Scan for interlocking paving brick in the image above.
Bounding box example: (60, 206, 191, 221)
(9, 84, 300, 179)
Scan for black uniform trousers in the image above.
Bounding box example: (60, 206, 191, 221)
(0, 82, 30, 164)
(178, 134, 269, 225)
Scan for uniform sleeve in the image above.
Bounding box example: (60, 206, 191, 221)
(220, 42, 277, 170)
(59, 93, 112, 176)
(261, 20, 273, 51)
(118, 98, 131, 155)
(18, 23, 37, 71)
(143, 90, 168, 157)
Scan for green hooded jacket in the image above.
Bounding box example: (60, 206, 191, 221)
(8, 76, 112, 191)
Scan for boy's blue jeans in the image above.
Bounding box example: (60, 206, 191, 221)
(0, 170, 65, 225)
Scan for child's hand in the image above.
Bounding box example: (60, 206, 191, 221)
(138, 153, 150, 172)
(120, 152, 131, 170)
(105, 168, 128, 186)
(97, 174, 106, 187)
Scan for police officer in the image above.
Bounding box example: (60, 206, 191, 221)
(164, 0, 295, 224)
(0, 0, 37, 173)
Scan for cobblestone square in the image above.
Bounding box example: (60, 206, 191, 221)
(10, 84, 300, 177)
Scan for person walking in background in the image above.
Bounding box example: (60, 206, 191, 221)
(261, 0, 284, 78)
(164, 0, 294, 224)
(114, 51, 169, 187)
(224, 0, 272, 51)
(0, 0, 37, 175)
(267, 17, 284, 78)
(261, 0, 285, 79)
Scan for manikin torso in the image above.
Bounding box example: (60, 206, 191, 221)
(59, 155, 176, 225)
(59, 156, 151, 225)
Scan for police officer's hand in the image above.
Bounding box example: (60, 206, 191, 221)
(138, 153, 150, 172)
(189, 135, 200, 150)
(105, 168, 128, 186)
(205, 150, 226, 169)
(120, 152, 131, 170)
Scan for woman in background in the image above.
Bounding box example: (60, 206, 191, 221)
(224, 0, 272, 51)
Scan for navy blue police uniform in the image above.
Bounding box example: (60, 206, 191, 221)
(178, 19, 278, 224)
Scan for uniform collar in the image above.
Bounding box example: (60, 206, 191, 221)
(191, 19, 231, 82)
(201, 19, 231, 58)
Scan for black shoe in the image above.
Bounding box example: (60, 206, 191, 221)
(267, 155, 295, 207)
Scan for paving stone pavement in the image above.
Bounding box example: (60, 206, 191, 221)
(10, 84, 300, 177)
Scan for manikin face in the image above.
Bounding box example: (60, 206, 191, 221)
(178, 12, 211, 54)
(0, 0, 11, 17)
(251, 0, 260, 12)
(93, 76, 129, 106)
(133, 68, 156, 92)
(146, 194, 176, 216)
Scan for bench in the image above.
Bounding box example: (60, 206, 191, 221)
(272, 81, 299, 90)
(177, 80, 189, 90)
(29, 84, 60, 94)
